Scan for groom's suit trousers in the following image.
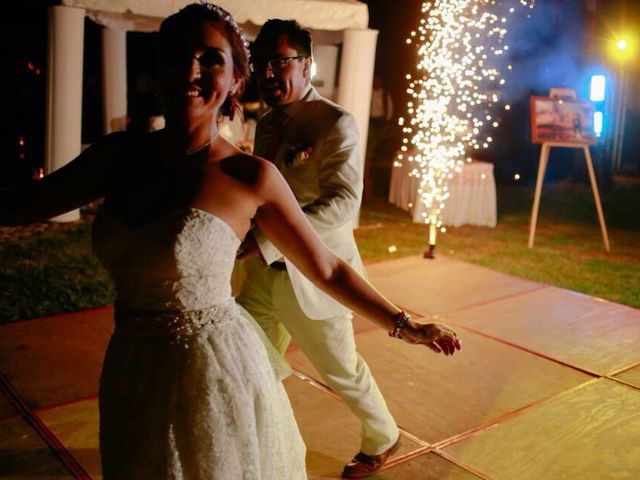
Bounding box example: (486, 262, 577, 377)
(237, 256, 400, 455)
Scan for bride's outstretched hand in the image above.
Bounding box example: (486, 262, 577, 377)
(400, 320, 462, 356)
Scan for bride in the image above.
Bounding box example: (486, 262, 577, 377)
(1, 3, 461, 479)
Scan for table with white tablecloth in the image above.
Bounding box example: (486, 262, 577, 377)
(388, 160, 497, 227)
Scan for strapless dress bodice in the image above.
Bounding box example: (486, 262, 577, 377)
(92, 206, 241, 312)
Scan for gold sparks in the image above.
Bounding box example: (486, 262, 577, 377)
(399, 0, 534, 231)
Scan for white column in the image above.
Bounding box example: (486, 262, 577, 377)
(338, 28, 378, 165)
(102, 28, 128, 134)
(313, 44, 339, 101)
(45, 6, 85, 222)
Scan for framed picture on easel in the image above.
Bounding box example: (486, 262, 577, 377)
(530, 96, 597, 145)
(527, 93, 610, 252)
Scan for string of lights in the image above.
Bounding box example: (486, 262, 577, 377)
(398, 0, 535, 254)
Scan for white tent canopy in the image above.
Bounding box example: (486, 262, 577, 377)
(47, 0, 377, 222)
(62, 0, 369, 32)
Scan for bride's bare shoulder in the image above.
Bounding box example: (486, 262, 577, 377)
(219, 154, 281, 189)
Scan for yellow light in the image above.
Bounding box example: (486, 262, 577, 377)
(611, 35, 635, 62)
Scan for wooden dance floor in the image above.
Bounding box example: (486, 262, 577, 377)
(1, 254, 640, 479)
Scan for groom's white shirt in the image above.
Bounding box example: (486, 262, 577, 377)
(253, 86, 365, 319)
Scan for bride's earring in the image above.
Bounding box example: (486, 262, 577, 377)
(221, 89, 237, 120)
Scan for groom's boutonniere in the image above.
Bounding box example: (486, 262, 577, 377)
(285, 144, 313, 167)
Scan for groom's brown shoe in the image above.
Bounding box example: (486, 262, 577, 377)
(341, 437, 401, 478)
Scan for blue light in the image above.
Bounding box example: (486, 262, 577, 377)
(590, 75, 606, 102)
(594, 111, 603, 137)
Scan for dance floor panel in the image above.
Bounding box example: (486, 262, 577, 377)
(0, 308, 112, 409)
(0, 389, 17, 420)
(0, 416, 73, 478)
(1, 254, 638, 478)
(442, 379, 640, 480)
(366, 255, 540, 316)
(381, 452, 483, 479)
(287, 328, 592, 444)
(445, 286, 640, 375)
(615, 364, 640, 389)
(284, 375, 423, 479)
(36, 399, 101, 479)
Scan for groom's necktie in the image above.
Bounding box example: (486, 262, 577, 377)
(263, 108, 287, 162)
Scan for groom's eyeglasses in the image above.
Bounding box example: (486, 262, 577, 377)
(250, 56, 308, 73)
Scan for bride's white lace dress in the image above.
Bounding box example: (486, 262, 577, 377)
(93, 205, 307, 479)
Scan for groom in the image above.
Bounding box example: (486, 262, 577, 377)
(237, 19, 400, 478)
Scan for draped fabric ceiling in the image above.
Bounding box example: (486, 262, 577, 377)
(60, 0, 369, 32)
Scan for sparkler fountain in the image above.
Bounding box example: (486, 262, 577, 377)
(399, 0, 535, 258)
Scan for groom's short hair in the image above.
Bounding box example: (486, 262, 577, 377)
(253, 19, 313, 58)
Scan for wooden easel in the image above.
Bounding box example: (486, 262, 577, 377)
(528, 141, 610, 252)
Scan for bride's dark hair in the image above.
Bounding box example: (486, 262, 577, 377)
(159, 3, 250, 120)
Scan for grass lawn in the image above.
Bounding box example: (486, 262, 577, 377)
(0, 221, 114, 322)
(1, 183, 639, 323)
(357, 182, 640, 308)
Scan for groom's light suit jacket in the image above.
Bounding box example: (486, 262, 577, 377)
(254, 87, 366, 320)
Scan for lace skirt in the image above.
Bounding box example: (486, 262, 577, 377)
(99, 300, 307, 479)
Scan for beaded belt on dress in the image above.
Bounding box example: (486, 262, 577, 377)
(114, 298, 236, 345)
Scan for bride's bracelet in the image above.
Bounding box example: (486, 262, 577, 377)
(388, 311, 411, 339)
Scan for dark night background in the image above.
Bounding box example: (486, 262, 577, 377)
(1, 0, 638, 189)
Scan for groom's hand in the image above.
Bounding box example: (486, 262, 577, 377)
(237, 232, 265, 262)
